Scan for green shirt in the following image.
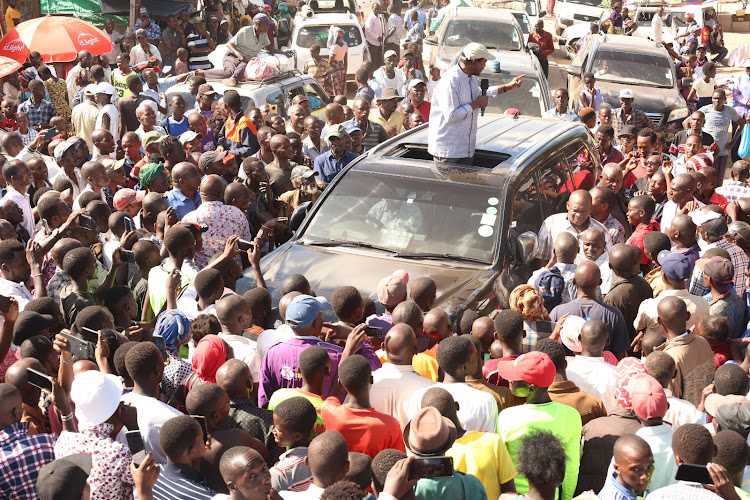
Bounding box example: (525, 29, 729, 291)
(267, 388, 325, 438)
(413, 472, 488, 500)
(230, 25, 271, 60)
(147, 265, 190, 321)
(496, 401, 582, 500)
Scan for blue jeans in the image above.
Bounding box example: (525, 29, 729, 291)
(711, 46, 728, 65)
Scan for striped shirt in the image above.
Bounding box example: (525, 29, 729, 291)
(152, 462, 216, 500)
(716, 180, 750, 202)
(187, 32, 212, 70)
(271, 447, 312, 492)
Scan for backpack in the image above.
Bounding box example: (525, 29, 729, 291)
(534, 267, 565, 312)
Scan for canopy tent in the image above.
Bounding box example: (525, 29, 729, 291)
(40, 0, 128, 25)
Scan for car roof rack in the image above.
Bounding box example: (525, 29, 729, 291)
(203, 69, 304, 86)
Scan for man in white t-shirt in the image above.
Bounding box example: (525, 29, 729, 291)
(651, 6, 664, 44)
(95, 82, 119, 140)
(373, 50, 406, 93)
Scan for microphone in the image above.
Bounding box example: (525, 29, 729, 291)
(480, 78, 489, 117)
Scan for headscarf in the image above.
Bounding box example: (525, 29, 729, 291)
(614, 357, 646, 412)
(509, 285, 551, 322)
(327, 26, 343, 49)
(139, 161, 165, 188)
(278, 3, 288, 12)
(154, 310, 191, 353)
(192, 334, 227, 383)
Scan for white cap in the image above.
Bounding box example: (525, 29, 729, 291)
(84, 84, 97, 95)
(53, 141, 75, 162)
(70, 371, 123, 428)
(95, 82, 115, 95)
(619, 88, 634, 99)
(689, 210, 722, 226)
(459, 42, 495, 61)
(383, 49, 398, 59)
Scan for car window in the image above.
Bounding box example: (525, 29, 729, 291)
(444, 20, 523, 51)
(591, 48, 674, 88)
(513, 172, 547, 235)
(524, 0, 538, 17)
(482, 74, 547, 117)
(303, 81, 328, 112)
(511, 12, 531, 34)
(565, 0, 604, 6)
(264, 89, 283, 115)
(296, 24, 363, 48)
(302, 168, 505, 263)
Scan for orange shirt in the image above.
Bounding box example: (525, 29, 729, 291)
(412, 346, 439, 382)
(321, 397, 406, 458)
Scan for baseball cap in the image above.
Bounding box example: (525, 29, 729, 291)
(84, 84, 97, 95)
(628, 373, 668, 420)
(197, 83, 217, 96)
(460, 42, 496, 61)
(377, 275, 407, 308)
(253, 13, 272, 24)
(702, 256, 734, 285)
(618, 125, 637, 137)
(560, 315, 586, 353)
(285, 294, 326, 329)
(327, 123, 348, 140)
(142, 131, 163, 148)
(704, 393, 750, 417)
(179, 130, 203, 145)
(715, 402, 750, 435)
(689, 210, 721, 227)
(383, 49, 398, 59)
(291, 165, 317, 179)
(53, 141, 75, 163)
(95, 82, 115, 95)
(139, 6, 148, 15)
(657, 250, 691, 282)
(494, 351, 555, 387)
(70, 370, 123, 428)
(36, 453, 92, 500)
(408, 79, 426, 91)
(343, 120, 361, 134)
(403, 49, 414, 57)
(619, 88, 634, 99)
(113, 188, 146, 210)
(199, 151, 227, 172)
(178, 221, 209, 234)
(12, 311, 53, 345)
(135, 28, 146, 39)
(104, 158, 125, 175)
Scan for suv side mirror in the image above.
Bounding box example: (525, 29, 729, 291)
(517, 231, 539, 264)
(566, 65, 582, 76)
(290, 201, 312, 232)
(539, 10, 546, 16)
(424, 36, 438, 46)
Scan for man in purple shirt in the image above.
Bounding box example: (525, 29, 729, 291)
(258, 295, 381, 407)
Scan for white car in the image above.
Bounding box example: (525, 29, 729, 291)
(554, 0, 607, 35)
(287, 11, 369, 82)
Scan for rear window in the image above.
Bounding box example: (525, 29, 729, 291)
(296, 24, 363, 48)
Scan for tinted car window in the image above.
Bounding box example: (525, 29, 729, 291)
(511, 12, 531, 34)
(444, 20, 523, 51)
(302, 168, 505, 263)
(591, 49, 674, 88)
(296, 24, 363, 48)
(303, 82, 328, 111)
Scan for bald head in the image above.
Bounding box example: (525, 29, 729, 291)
(383, 323, 417, 365)
(601, 163, 624, 193)
(669, 214, 697, 247)
(656, 296, 690, 335)
(6, 358, 45, 404)
(567, 190, 593, 229)
(554, 231, 579, 264)
(324, 103, 345, 124)
(199, 174, 226, 201)
(471, 316, 496, 354)
(423, 309, 452, 341)
(50, 237, 82, 265)
(279, 291, 303, 320)
(580, 318, 609, 356)
(215, 358, 252, 398)
(172, 161, 200, 183)
(609, 243, 635, 278)
(574, 260, 601, 292)
(391, 300, 424, 334)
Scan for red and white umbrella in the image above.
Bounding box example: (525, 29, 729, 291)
(0, 15, 113, 63)
(0, 55, 22, 78)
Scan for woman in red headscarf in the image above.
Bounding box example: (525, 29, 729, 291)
(192, 334, 234, 383)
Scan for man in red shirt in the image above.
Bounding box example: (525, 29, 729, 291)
(627, 194, 660, 270)
(529, 20, 554, 78)
(406, 79, 431, 123)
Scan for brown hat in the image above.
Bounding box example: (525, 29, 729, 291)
(403, 407, 457, 456)
(197, 84, 217, 96)
(377, 275, 407, 308)
(377, 87, 402, 102)
(703, 256, 734, 285)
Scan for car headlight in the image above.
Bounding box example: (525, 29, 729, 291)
(668, 107, 688, 122)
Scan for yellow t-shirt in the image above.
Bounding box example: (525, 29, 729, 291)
(446, 431, 517, 500)
(412, 348, 439, 382)
(692, 77, 716, 98)
(369, 107, 404, 135)
(5, 7, 20, 30)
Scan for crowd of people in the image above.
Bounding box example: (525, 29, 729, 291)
(0, 0, 749, 500)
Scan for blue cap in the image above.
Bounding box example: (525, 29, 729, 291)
(286, 294, 325, 329)
(343, 120, 361, 134)
(253, 13, 272, 24)
(657, 250, 691, 282)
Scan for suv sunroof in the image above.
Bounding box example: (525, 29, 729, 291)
(383, 144, 511, 169)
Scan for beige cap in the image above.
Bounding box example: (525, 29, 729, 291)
(460, 42, 495, 61)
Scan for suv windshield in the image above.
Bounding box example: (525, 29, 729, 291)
(296, 24, 363, 48)
(592, 49, 674, 88)
(302, 169, 504, 264)
(444, 20, 523, 51)
(566, 0, 604, 6)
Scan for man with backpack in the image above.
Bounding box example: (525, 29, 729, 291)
(527, 232, 579, 310)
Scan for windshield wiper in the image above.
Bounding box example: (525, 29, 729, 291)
(394, 251, 489, 265)
(302, 239, 397, 254)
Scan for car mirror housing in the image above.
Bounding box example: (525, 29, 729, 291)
(424, 36, 438, 46)
(566, 65, 582, 76)
(517, 231, 539, 264)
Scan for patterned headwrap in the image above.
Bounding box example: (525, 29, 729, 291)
(154, 310, 191, 353)
(509, 284, 551, 322)
(192, 335, 227, 383)
(614, 357, 646, 412)
(327, 26, 343, 49)
(138, 162, 165, 188)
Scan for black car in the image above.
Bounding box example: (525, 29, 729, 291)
(566, 34, 689, 136)
(238, 115, 599, 322)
